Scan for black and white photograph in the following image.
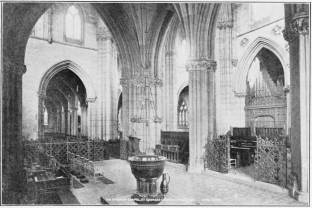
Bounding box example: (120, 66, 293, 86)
(1, 1, 310, 205)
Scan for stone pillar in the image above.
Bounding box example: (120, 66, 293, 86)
(86, 98, 97, 139)
(61, 109, 65, 134)
(164, 50, 176, 131)
(284, 85, 291, 135)
(71, 107, 78, 135)
(215, 4, 237, 135)
(2, 59, 27, 189)
(80, 103, 88, 136)
(64, 109, 69, 135)
(56, 107, 61, 133)
(38, 93, 46, 140)
(186, 59, 217, 173)
(95, 26, 117, 141)
(67, 109, 71, 135)
(283, 5, 309, 203)
(120, 78, 131, 159)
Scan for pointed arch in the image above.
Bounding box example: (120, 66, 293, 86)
(38, 60, 96, 99)
(233, 37, 289, 96)
(177, 81, 189, 96)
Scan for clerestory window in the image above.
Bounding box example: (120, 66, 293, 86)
(65, 5, 83, 45)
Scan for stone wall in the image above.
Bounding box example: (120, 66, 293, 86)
(215, 3, 289, 135)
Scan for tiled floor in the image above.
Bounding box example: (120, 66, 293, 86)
(71, 159, 305, 206)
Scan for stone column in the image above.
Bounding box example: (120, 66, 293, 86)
(64, 108, 69, 135)
(80, 103, 88, 136)
(71, 107, 78, 135)
(215, 4, 237, 135)
(56, 107, 61, 133)
(86, 98, 97, 139)
(283, 5, 309, 203)
(186, 59, 217, 173)
(120, 77, 131, 159)
(95, 26, 117, 141)
(164, 50, 176, 131)
(284, 85, 291, 135)
(38, 93, 46, 140)
(61, 109, 65, 134)
(67, 109, 71, 135)
(2, 59, 27, 189)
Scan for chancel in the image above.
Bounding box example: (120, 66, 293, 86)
(1, 2, 310, 205)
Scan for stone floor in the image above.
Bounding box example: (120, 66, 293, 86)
(71, 159, 305, 206)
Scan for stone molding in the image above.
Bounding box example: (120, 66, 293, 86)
(240, 38, 249, 47)
(3, 61, 27, 76)
(283, 13, 309, 43)
(272, 24, 282, 36)
(186, 59, 217, 72)
(86, 97, 97, 103)
(217, 20, 233, 29)
(120, 77, 163, 87)
(232, 59, 238, 67)
(96, 27, 112, 41)
(285, 43, 289, 52)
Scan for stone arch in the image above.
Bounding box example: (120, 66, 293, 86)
(177, 81, 189, 96)
(38, 60, 96, 99)
(233, 37, 289, 96)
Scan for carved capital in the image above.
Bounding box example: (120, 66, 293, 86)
(217, 21, 233, 29)
(37, 93, 47, 100)
(165, 51, 175, 56)
(80, 103, 88, 108)
(284, 85, 290, 93)
(96, 27, 112, 41)
(3, 61, 27, 76)
(86, 97, 97, 103)
(120, 76, 163, 87)
(186, 59, 217, 72)
(234, 91, 246, 97)
(120, 77, 130, 86)
(283, 13, 309, 43)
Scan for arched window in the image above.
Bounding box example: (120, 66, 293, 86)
(65, 5, 83, 45)
(44, 107, 48, 126)
(178, 99, 188, 128)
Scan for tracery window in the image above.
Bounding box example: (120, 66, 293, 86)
(65, 5, 83, 45)
(178, 100, 188, 128)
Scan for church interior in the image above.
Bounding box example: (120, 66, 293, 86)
(1, 2, 310, 205)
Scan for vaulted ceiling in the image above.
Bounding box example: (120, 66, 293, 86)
(3, 3, 220, 76)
